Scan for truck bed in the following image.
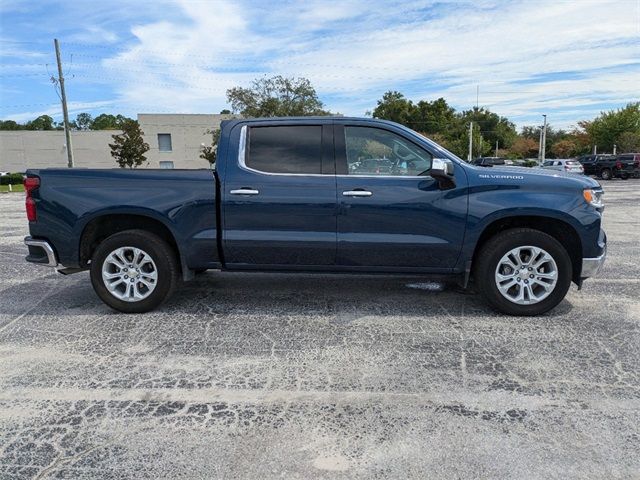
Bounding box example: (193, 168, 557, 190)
(26, 168, 220, 271)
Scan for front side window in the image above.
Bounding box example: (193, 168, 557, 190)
(247, 125, 322, 174)
(344, 126, 432, 176)
(543, 160, 553, 166)
(158, 133, 172, 152)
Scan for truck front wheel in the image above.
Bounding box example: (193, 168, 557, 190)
(599, 168, 612, 180)
(90, 230, 179, 313)
(474, 228, 572, 316)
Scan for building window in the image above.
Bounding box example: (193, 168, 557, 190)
(158, 133, 172, 152)
(159, 161, 174, 169)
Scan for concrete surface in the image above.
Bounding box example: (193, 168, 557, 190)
(0, 181, 638, 479)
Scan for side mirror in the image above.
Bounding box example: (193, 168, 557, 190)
(430, 158, 456, 189)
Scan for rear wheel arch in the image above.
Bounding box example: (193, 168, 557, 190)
(79, 214, 181, 270)
(471, 215, 582, 284)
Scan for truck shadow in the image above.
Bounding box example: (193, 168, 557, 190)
(0, 271, 574, 321)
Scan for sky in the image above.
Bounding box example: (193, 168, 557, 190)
(0, 0, 639, 130)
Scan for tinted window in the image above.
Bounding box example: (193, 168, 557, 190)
(543, 161, 553, 166)
(344, 126, 432, 176)
(618, 155, 632, 161)
(247, 126, 322, 174)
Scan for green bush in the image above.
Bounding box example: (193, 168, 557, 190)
(0, 173, 25, 185)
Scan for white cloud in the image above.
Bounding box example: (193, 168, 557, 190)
(5, 0, 638, 127)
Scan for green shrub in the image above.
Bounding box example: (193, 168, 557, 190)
(0, 173, 25, 185)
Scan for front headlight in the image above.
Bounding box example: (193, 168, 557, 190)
(583, 188, 604, 208)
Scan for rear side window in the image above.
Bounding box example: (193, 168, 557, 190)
(247, 126, 322, 174)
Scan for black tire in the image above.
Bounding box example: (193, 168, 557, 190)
(620, 172, 630, 180)
(90, 230, 179, 313)
(474, 228, 572, 316)
(599, 168, 612, 180)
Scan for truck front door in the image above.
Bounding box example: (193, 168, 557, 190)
(222, 122, 337, 268)
(335, 123, 468, 271)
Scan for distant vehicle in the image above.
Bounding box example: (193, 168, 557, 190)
(615, 153, 640, 178)
(350, 158, 394, 175)
(472, 157, 509, 167)
(541, 159, 584, 174)
(576, 154, 634, 180)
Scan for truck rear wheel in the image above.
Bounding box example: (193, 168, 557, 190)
(474, 228, 572, 316)
(90, 230, 179, 313)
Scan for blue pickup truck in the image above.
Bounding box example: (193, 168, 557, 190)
(23, 117, 606, 316)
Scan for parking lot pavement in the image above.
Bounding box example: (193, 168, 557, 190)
(0, 181, 638, 480)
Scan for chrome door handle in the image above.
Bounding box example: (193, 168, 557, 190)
(342, 190, 372, 197)
(230, 189, 259, 195)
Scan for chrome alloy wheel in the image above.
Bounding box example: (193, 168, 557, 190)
(101, 246, 158, 302)
(494, 246, 558, 305)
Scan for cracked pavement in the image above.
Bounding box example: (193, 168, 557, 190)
(0, 181, 639, 479)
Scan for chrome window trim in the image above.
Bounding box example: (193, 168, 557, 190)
(237, 124, 330, 177)
(237, 125, 439, 179)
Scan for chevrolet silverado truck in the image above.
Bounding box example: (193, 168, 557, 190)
(23, 117, 607, 316)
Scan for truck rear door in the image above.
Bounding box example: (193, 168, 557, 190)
(222, 121, 337, 268)
(334, 122, 468, 271)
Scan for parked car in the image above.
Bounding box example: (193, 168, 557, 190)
(541, 159, 584, 174)
(577, 154, 634, 180)
(472, 157, 508, 167)
(23, 117, 606, 316)
(615, 153, 640, 178)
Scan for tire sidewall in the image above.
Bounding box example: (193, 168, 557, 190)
(477, 230, 572, 316)
(90, 231, 178, 313)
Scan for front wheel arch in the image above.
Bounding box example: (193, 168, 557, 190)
(471, 215, 582, 284)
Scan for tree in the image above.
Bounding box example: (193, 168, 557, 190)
(411, 97, 456, 134)
(551, 139, 578, 158)
(74, 112, 93, 131)
(92, 113, 132, 130)
(582, 102, 640, 152)
(226, 75, 329, 117)
(509, 137, 538, 159)
(0, 120, 23, 130)
(200, 128, 221, 166)
(459, 107, 518, 151)
(26, 115, 54, 130)
(617, 131, 640, 153)
(372, 91, 415, 125)
(109, 120, 149, 169)
(219, 109, 231, 114)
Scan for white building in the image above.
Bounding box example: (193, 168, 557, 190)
(0, 113, 235, 172)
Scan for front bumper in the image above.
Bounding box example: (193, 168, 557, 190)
(581, 228, 606, 279)
(581, 247, 606, 278)
(24, 236, 58, 267)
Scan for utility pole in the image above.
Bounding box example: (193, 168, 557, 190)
(541, 114, 547, 162)
(467, 122, 473, 161)
(54, 39, 74, 168)
(613, 144, 617, 155)
(495, 140, 499, 157)
(538, 127, 543, 161)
